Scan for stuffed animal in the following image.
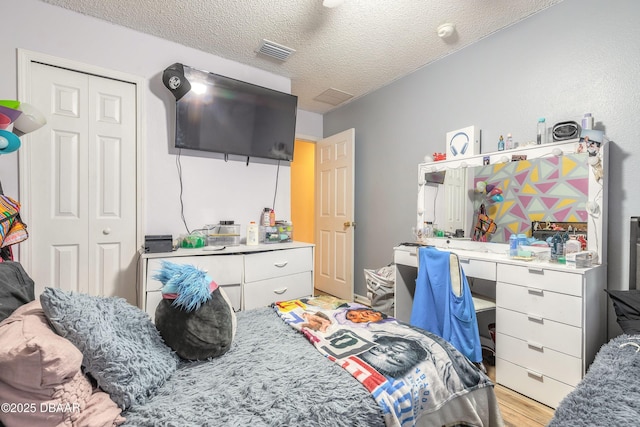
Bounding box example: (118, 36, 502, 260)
(152, 261, 236, 360)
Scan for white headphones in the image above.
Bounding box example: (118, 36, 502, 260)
(449, 131, 469, 156)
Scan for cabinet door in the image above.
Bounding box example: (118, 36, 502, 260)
(244, 247, 313, 283)
(243, 272, 313, 310)
(496, 357, 574, 409)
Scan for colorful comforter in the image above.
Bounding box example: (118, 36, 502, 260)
(274, 297, 503, 427)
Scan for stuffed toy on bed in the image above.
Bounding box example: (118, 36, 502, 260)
(152, 261, 237, 360)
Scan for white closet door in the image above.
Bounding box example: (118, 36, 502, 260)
(26, 62, 138, 303)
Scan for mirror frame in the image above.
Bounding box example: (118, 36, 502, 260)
(416, 139, 607, 261)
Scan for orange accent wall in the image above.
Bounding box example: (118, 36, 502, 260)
(291, 140, 315, 243)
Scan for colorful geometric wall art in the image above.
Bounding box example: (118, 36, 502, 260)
(473, 153, 589, 242)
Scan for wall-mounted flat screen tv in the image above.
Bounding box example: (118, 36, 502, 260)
(174, 64, 298, 161)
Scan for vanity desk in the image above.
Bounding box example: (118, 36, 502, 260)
(400, 138, 609, 408)
(394, 241, 606, 409)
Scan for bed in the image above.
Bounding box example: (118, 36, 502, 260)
(0, 267, 503, 427)
(548, 289, 640, 426)
(548, 334, 640, 426)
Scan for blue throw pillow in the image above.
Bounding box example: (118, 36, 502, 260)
(40, 287, 179, 409)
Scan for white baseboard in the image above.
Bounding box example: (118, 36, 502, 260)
(353, 293, 371, 306)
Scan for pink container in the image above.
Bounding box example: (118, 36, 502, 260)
(0, 113, 11, 130)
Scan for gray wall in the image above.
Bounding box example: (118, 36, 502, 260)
(324, 0, 640, 337)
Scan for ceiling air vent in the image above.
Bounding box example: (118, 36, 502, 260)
(257, 39, 296, 62)
(314, 88, 354, 106)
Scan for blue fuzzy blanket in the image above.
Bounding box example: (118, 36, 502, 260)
(122, 306, 383, 426)
(549, 334, 640, 426)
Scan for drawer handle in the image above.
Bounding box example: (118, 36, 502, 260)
(527, 341, 544, 352)
(528, 267, 544, 274)
(410, 252, 417, 257)
(526, 370, 544, 381)
(527, 315, 544, 323)
(459, 258, 470, 264)
(273, 287, 288, 295)
(273, 261, 289, 268)
(527, 288, 544, 296)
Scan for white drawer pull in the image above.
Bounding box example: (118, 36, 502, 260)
(526, 370, 544, 381)
(273, 261, 289, 268)
(527, 315, 544, 323)
(527, 341, 544, 352)
(527, 288, 544, 296)
(273, 287, 288, 294)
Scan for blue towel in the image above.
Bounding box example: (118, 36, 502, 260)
(410, 246, 482, 363)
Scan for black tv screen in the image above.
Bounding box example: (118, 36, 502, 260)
(174, 65, 297, 161)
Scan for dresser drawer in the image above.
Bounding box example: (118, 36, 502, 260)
(458, 257, 496, 281)
(496, 333, 582, 386)
(244, 247, 313, 283)
(496, 307, 582, 357)
(146, 255, 243, 291)
(497, 264, 583, 297)
(243, 272, 312, 310)
(394, 247, 418, 267)
(496, 357, 574, 409)
(496, 281, 582, 327)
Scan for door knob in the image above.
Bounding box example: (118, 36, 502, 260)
(103, 228, 111, 235)
(343, 221, 356, 228)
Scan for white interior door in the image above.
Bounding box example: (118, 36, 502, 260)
(20, 61, 138, 304)
(314, 128, 355, 301)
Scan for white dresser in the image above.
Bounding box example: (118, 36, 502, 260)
(495, 262, 605, 408)
(394, 243, 607, 409)
(138, 242, 314, 321)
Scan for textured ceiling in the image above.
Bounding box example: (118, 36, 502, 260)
(40, 0, 562, 114)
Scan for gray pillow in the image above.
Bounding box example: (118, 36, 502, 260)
(39, 287, 179, 409)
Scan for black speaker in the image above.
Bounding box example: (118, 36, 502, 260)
(144, 235, 173, 253)
(162, 63, 191, 100)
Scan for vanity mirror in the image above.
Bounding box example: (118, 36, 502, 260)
(417, 139, 607, 261)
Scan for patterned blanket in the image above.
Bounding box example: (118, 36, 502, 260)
(274, 297, 502, 427)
